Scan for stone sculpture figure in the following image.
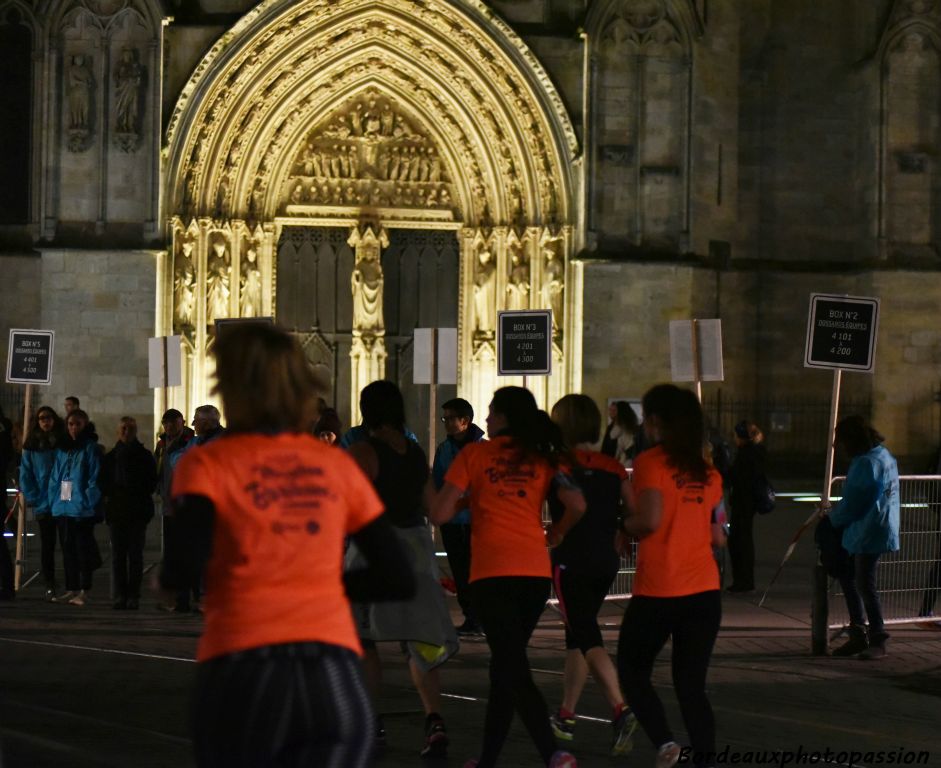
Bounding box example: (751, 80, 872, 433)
(173, 240, 196, 327)
(542, 240, 564, 331)
(206, 240, 231, 323)
(351, 242, 384, 335)
(473, 247, 496, 333)
(114, 48, 144, 135)
(240, 244, 263, 318)
(506, 247, 531, 312)
(67, 54, 94, 151)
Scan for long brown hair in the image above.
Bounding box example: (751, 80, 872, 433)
(642, 384, 710, 483)
(212, 324, 325, 433)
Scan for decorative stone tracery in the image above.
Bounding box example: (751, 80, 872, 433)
(161, 0, 582, 421)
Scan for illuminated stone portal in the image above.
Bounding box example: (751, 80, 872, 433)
(161, 0, 582, 425)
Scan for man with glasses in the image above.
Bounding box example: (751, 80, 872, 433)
(432, 398, 485, 635)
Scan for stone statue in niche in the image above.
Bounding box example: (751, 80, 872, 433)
(206, 239, 231, 323)
(351, 241, 384, 336)
(114, 48, 144, 151)
(173, 239, 196, 328)
(505, 245, 530, 312)
(473, 247, 496, 334)
(67, 54, 94, 152)
(240, 242, 263, 318)
(541, 237, 564, 332)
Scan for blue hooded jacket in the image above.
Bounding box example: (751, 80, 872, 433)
(20, 447, 58, 516)
(829, 444, 900, 555)
(49, 432, 102, 519)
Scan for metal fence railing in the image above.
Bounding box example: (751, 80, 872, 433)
(826, 475, 941, 629)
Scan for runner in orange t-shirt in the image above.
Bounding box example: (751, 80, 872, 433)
(160, 324, 414, 768)
(617, 385, 727, 768)
(432, 386, 586, 768)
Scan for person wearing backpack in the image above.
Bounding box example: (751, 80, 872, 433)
(726, 421, 767, 593)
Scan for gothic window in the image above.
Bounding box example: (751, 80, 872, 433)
(593, 0, 690, 250)
(0, 7, 32, 225)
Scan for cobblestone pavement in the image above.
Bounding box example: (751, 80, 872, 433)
(1, 496, 939, 767)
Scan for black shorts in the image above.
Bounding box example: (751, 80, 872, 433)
(553, 559, 619, 653)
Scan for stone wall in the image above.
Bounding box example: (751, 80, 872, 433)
(0, 254, 42, 418)
(581, 260, 941, 470)
(37, 250, 158, 448)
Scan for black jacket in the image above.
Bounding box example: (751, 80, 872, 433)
(101, 439, 158, 524)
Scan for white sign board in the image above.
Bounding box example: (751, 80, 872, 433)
(804, 294, 879, 373)
(669, 319, 724, 382)
(6, 329, 55, 385)
(148, 336, 182, 388)
(413, 328, 458, 385)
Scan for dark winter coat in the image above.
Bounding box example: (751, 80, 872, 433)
(101, 439, 157, 525)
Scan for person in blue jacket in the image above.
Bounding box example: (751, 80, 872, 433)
(432, 397, 485, 635)
(827, 415, 900, 659)
(19, 406, 66, 600)
(49, 408, 102, 606)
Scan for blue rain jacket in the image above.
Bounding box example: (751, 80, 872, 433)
(49, 440, 102, 519)
(20, 448, 57, 516)
(830, 445, 900, 555)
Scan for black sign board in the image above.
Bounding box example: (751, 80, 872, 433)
(497, 310, 552, 376)
(6, 329, 55, 385)
(804, 294, 880, 372)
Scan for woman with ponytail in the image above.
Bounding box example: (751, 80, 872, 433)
(617, 385, 727, 768)
(431, 386, 586, 768)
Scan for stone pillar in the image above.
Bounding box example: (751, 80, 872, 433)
(348, 224, 389, 426)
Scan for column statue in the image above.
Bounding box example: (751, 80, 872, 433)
(473, 247, 496, 333)
(206, 240, 231, 323)
(240, 244, 263, 318)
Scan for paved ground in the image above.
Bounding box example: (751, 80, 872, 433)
(1, 491, 939, 768)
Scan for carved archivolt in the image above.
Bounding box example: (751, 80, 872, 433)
(165, 0, 576, 229)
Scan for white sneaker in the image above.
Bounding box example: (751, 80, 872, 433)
(68, 590, 87, 606)
(656, 741, 682, 768)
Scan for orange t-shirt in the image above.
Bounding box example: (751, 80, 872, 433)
(444, 436, 557, 582)
(631, 445, 723, 598)
(171, 433, 384, 662)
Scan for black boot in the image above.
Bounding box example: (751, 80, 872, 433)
(831, 624, 868, 657)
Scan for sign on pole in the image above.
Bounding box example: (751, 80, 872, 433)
(669, 319, 723, 383)
(497, 310, 552, 376)
(148, 336, 183, 389)
(414, 328, 458, 386)
(804, 293, 880, 372)
(5, 329, 54, 385)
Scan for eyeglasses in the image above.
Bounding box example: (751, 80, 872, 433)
(440, 415, 461, 423)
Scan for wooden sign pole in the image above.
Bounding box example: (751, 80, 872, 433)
(14, 383, 32, 590)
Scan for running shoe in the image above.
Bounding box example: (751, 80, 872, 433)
(44, 588, 56, 602)
(420, 714, 448, 758)
(548, 750, 578, 768)
(56, 590, 76, 603)
(611, 707, 638, 755)
(550, 710, 577, 741)
(462, 761, 478, 768)
(656, 741, 682, 768)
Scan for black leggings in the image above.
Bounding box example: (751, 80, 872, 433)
(617, 591, 721, 764)
(470, 576, 556, 767)
(37, 514, 60, 589)
(553, 560, 618, 652)
(193, 642, 374, 768)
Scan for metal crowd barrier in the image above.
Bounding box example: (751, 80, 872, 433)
(825, 475, 941, 630)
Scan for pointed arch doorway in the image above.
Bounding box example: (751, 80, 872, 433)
(161, 0, 582, 436)
(276, 224, 460, 435)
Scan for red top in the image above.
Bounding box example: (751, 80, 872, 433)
(631, 445, 723, 597)
(445, 436, 558, 582)
(172, 432, 384, 661)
